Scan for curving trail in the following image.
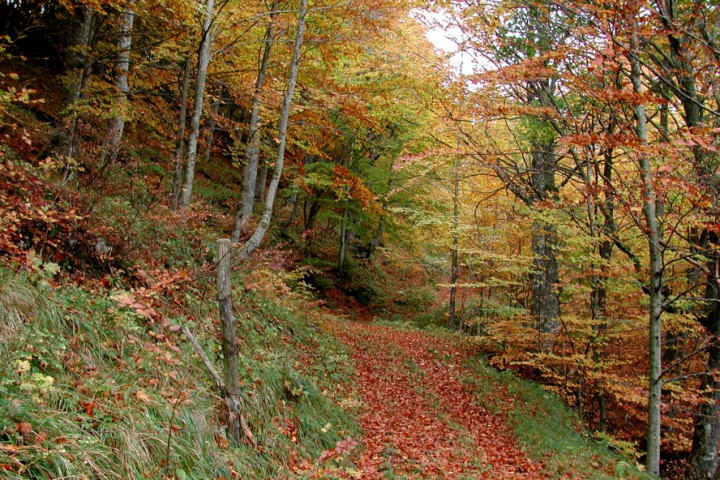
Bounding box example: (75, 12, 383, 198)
(325, 321, 547, 479)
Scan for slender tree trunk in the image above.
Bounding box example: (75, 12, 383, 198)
(368, 222, 383, 258)
(692, 297, 720, 479)
(305, 198, 322, 231)
(449, 156, 460, 330)
(102, 4, 134, 165)
(235, 0, 308, 261)
(232, 3, 278, 242)
(180, 0, 215, 209)
(282, 193, 299, 229)
(591, 144, 617, 433)
(202, 86, 223, 164)
(629, 35, 663, 477)
(172, 56, 192, 210)
(338, 207, 349, 273)
(366, 165, 393, 259)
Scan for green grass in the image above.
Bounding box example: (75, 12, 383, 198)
(0, 266, 360, 479)
(464, 359, 654, 479)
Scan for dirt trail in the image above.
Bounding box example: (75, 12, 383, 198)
(325, 321, 547, 479)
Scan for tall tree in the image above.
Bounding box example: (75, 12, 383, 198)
(171, 56, 192, 210)
(59, 3, 94, 163)
(179, 0, 217, 209)
(235, 0, 308, 261)
(627, 23, 664, 476)
(442, 0, 567, 333)
(231, 0, 280, 242)
(644, 1, 720, 475)
(101, 2, 134, 165)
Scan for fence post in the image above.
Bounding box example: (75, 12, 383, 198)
(217, 238, 241, 444)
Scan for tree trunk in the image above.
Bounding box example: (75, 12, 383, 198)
(367, 221, 383, 259)
(58, 4, 94, 162)
(235, 0, 308, 262)
(172, 56, 192, 210)
(692, 300, 720, 479)
(179, 0, 215, 209)
(530, 139, 560, 333)
(281, 193, 299, 229)
(449, 155, 460, 330)
(304, 197, 322, 231)
(630, 34, 663, 477)
(64, 5, 93, 110)
(655, 4, 720, 475)
(591, 145, 616, 433)
(231, 3, 278, 242)
(101, 4, 134, 165)
(338, 208, 349, 273)
(202, 86, 223, 164)
(255, 165, 268, 200)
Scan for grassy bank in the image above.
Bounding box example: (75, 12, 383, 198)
(0, 263, 361, 479)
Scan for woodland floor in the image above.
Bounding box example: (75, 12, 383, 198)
(323, 319, 550, 479)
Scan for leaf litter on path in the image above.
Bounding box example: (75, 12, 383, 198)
(325, 320, 547, 479)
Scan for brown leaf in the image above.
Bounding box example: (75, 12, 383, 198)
(135, 389, 152, 404)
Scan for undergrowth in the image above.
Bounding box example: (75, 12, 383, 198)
(0, 261, 361, 479)
(464, 358, 653, 480)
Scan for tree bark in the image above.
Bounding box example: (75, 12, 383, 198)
(449, 155, 460, 330)
(692, 301, 720, 479)
(231, 3, 278, 242)
(255, 165, 268, 200)
(338, 207, 349, 273)
(64, 5, 93, 110)
(58, 4, 94, 162)
(629, 34, 663, 477)
(180, 0, 215, 209)
(172, 56, 192, 210)
(281, 193, 299, 229)
(530, 139, 560, 333)
(101, 4, 134, 166)
(594, 148, 616, 432)
(234, 0, 308, 261)
(201, 85, 223, 164)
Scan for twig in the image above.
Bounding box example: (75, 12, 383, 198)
(182, 326, 257, 447)
(183, 325, 223, 389)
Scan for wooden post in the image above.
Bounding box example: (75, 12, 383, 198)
(216, 239, 241, 444)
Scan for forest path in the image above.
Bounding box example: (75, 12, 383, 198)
(323, 320, 548, 479)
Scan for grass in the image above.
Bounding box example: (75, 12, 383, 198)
(0, 264, 361, 479)
(464, 358, 654, 479)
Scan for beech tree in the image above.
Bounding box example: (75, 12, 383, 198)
(171, 56, 192, 210)
(439, 0, 570, 334)
(101, 2, 134, 165)
(58, 3, 94, 164)
(231, 0, 280, 242)
(642, 1, 720, 475)
(234, 0, 307, 260)
(179, 0, 218, 209)
(434, 0, 720, 473)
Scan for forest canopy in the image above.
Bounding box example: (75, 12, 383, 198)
(1, 0, 719, 478)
